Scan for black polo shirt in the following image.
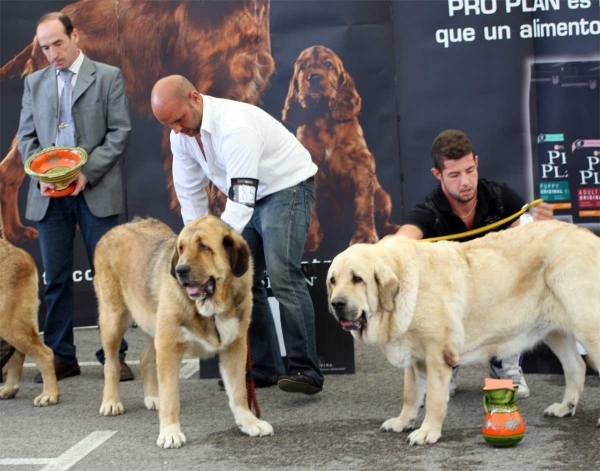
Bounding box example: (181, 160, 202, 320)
(403, 179, 526, 242)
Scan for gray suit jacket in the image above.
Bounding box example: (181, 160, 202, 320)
(18, 55, 131, 221)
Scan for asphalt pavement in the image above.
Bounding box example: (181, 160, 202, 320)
(1, 326, 598, 470)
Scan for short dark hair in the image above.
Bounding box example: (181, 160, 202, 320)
(37, 12, 74, 37)
(431, 129, 476, 171)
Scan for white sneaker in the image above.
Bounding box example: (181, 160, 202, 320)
(490, 360, 530, 399)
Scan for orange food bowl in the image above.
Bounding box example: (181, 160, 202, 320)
(25, 146, 88, 197)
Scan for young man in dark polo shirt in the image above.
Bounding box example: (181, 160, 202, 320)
(395, 129, 554, 398)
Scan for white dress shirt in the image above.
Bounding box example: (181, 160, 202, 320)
(56, 49, 84, 96)
(171, 95, 318, 233)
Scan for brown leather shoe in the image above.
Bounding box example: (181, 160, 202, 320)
(119, 358, 134, 382)
(34, 359, 80, 383)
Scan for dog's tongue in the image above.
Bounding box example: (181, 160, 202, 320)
(186, 286, 201, 296)
(339, 319, 361, 330)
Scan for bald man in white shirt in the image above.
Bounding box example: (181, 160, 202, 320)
(151, 75, 323, 394)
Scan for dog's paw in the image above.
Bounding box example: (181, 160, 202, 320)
(381, 416, 416, 433)
(0, 385, 18, 399)
(407, 427, 441, 445)
(544, 402, 576, 418)
(99, 401, 124, 416)
(304, 232, 321, 252)
(350, 231, 378, 246)
(157, 424, 186, 449)
(240, 419, 274, 437)
(6, 225, 38, 242)
(34, 392, 59, 407)
(144, 396, 160, 411)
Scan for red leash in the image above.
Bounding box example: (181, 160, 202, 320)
(246, 334, 261, 418)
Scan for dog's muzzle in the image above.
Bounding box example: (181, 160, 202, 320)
(330, 297, 366, 331)
(175, 264, 215, 301)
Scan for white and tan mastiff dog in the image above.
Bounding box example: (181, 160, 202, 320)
(327, 219, 599, 445)
(94, 216, 273, 448)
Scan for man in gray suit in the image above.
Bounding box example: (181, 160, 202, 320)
(17, 12, 133, 382)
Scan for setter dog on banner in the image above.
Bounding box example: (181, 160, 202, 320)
(282, 45, 400, 252)
(0, 0, 274, 242)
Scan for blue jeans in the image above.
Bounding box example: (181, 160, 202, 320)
(242, 178, 323, 387)
(36, 195, 127, 365)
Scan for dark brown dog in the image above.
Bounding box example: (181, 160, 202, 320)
(0, 0, 274, 241)
(0, 238, 59, 406)
(282, 45, 400, 252)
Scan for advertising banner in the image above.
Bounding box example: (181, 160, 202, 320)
(392, 0, 599, 232)
(530, 61, 600, 225)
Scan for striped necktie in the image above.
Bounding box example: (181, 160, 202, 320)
(57, 69, 76, 147)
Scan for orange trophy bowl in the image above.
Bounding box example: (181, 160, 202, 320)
(24, 146, 88, 198)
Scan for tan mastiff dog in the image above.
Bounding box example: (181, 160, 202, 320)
(0, 239, 59, 406)
(327, 220, 600, 445)
(94, 216, 273, 448)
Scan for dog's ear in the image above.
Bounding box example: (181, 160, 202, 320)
(22, 37, 46, 76)
(282, 67, 307, 127)
(330, 70, 361, 121)
(374, 264, 399, 312)
(170, 246, 179, 279)
(223, 234, 251, 277)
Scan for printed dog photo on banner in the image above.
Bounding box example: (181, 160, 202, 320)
(282, 45, 401, 252)
(1, 0, 401, 256)
(0, 0, 274, 243)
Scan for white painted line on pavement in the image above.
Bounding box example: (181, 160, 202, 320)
(0, 431, 117, 470)
(179, 359, 200, 379)
(40, 431, 117, 471)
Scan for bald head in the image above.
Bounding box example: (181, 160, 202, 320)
(151, 75, 203, 136)
(151, 75, 196, 109)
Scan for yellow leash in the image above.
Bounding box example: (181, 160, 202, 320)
(420, 199, 544, 242)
